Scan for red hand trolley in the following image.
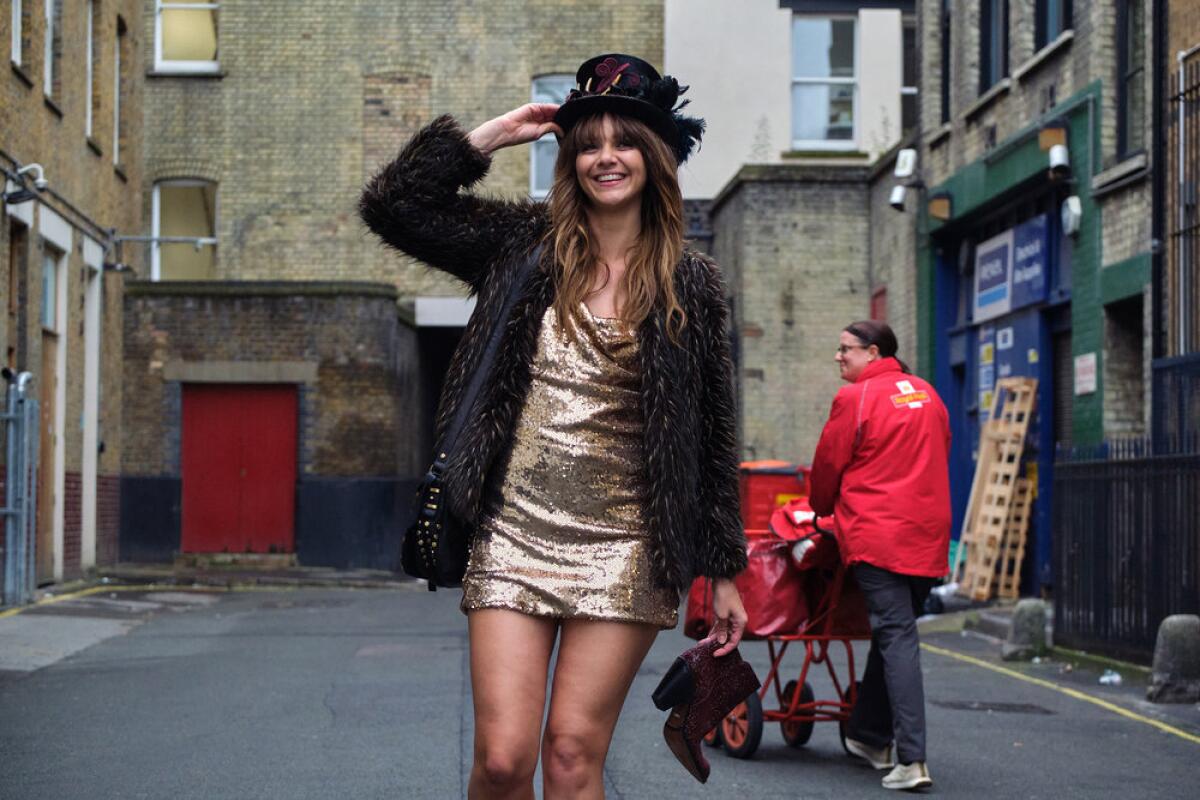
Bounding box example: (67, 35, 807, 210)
(684, 498, 872, 759)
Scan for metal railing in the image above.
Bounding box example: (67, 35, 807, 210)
(1, 372, 39, 607)
(1053, 436, 1200, 663)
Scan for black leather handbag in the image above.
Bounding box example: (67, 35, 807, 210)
(400, 245, 544, 590)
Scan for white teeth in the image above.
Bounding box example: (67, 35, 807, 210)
(596, 174, 624, 183)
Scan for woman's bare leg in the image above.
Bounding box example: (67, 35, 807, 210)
(541, 620, 659, 799)
(467, 609, 559, 800)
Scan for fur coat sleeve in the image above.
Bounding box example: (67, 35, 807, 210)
(692, 256, 749, 580)
(357, 115, 546, 294)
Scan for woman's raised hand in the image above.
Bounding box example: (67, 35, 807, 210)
(467, 103, 563, 156)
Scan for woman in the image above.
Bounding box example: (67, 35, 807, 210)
(809, 320, 950, 792)
(359, 54, 748, 799)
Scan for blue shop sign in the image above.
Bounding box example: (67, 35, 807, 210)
(1011, 215, 1049, 309)
(973, 214, 1049, 322)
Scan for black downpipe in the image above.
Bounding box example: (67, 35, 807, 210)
(1150, 0, 1167, 445)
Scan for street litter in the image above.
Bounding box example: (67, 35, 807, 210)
(1098, 669, 1122, 686)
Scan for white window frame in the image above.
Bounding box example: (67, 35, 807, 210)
(43, 0, 54, 95)
(791, 14, 859, 151)
(529, 74, 574, 199)
(154, 0, 220, 74)
(11, 0, 21, 66)
(85, 1, 95, 137)
(151, 179, 219, 281)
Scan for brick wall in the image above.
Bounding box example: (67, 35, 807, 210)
(140, 0, 663, 297)
(867, 149, 920, 372)
(97, 474, 120, 565)
(122, 282, 420, 479)
(712, 163, 871, 463)
(63, 472, 81, 579)
(916, 0, 1155, 443)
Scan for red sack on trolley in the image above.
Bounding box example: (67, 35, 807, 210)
(683, 501, 818, 641)
(771, 498, 872, 637)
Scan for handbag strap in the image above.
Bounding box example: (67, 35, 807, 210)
(431, 243, 545, 471)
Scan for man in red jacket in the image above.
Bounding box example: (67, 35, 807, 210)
(810, 320, 951, 792)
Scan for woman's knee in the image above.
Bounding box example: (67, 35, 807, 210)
(541, 726, 601, 788)
(475, 737, 538, 790)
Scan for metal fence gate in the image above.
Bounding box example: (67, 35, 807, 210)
(1159, 46, 1200, 444)
(1, 372, 40, 607)
(1054, 437, 1200, 663)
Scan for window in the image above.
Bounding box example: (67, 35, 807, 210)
(41, 248, 59, 330)
(7, 223, 27, 369)
(791, 16, 856, 148)
(1035, 0, 1072, 51)
(114, 16, 127, 164)
(529, 75, 573, 198)
(152, 181, 218, 280)
(979, 0, 1009, 93)
(940, 0, 951, 123)
(44, 0, 62, 98)
(155, 0, 219, 73)
(11, 0, 25, 67)
(901, 17, 918, 132)
(86, 1, 97, 138)
(1117, 0, 1145, 157)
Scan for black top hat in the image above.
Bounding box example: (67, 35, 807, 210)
(553, 54, 705, 164)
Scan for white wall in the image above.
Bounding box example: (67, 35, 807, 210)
(857, 10, 903, 157)
(665, 0, 792, 200)
(665, 1, 905, 200)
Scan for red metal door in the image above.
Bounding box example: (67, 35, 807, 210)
(181, 384, 297, 553)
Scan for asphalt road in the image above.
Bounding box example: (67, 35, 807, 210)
(1, 586, 1197, 799)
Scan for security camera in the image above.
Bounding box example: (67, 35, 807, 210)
(16, 163, 47, 190)
(1048, 144, 1070, 179)
(889, 184, 907, 212)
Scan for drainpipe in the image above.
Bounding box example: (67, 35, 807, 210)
(1150, 0, 1166, 445)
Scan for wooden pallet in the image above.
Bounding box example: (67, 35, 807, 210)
(995, 478, 1033, 600)
(954, 378, 1037, 601)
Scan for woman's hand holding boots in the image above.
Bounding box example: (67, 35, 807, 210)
(703, 578, 748, 657)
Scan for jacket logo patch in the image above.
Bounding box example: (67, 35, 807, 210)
(891, 380, 929, 409)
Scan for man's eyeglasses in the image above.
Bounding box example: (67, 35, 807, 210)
(836, 344, 869, 355)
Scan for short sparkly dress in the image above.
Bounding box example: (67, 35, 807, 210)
(460, 302, 679, 628)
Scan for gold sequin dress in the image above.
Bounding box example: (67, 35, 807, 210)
(460, 303, 679, 628)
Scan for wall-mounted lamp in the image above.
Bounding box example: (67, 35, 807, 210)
(1038, 121, 1069, 151)
(102, 262, 134, 274)
(927, 191, 953, 221)
(1048, 143, 1071, 180)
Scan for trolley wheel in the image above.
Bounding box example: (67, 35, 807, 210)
(720, 691, 763, 759)
(702, 726, 722, 748)
(780, 680, 816, 747)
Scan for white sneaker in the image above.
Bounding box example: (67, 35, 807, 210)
(882, 762, 933, 790)
(844, 736, 895, 770)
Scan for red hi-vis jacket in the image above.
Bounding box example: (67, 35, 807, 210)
(809, 358, 952, 578)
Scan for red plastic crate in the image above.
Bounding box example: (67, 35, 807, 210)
(739, 460, 810, 531)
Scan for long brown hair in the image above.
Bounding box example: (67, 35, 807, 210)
(545, 113, 687, 343)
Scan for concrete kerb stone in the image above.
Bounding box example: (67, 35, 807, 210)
(1147, 614, 1200, 704)
(1002, 599, 1050, 661)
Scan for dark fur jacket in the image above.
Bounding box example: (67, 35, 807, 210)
(359, 115, 747, 591)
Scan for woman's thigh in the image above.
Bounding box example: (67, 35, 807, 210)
(544, 620, 659, 754)
(468, 609, 559, 757)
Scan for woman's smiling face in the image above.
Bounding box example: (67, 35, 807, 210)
(575, 115, 647, 211)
